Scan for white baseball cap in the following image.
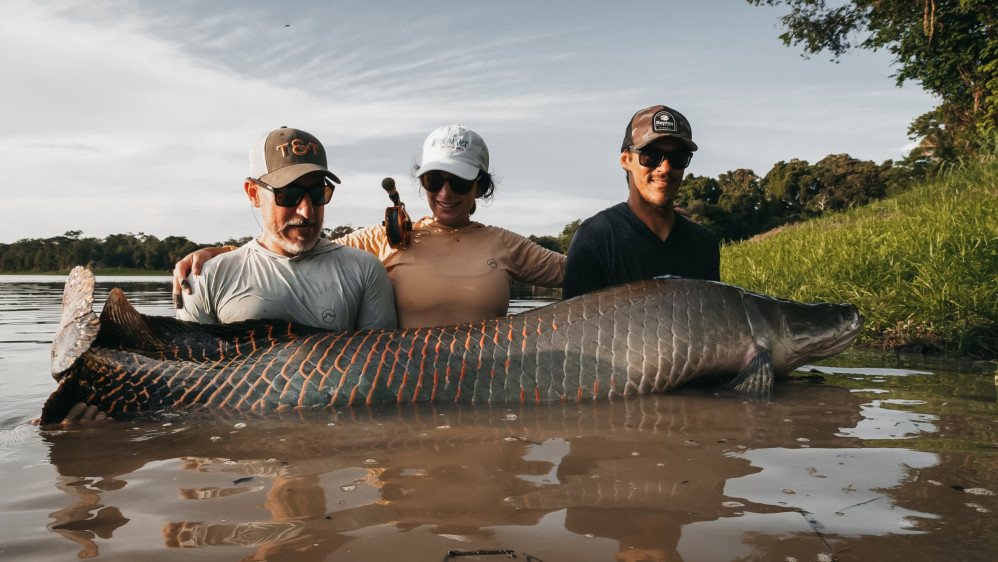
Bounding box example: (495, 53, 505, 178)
(416, 125, 489, 181)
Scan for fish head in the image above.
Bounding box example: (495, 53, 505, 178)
(772, 301, 864, 372)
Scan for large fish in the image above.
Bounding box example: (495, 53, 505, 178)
(41, 266, 863, 423)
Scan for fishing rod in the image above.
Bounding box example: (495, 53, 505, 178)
(381, 177, 412, 249)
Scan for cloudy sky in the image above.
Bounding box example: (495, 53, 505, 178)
(1, 0, 936, 244)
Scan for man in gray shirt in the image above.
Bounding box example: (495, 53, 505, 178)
(176, 126, 397, 331)
(54, 127, 397, 426)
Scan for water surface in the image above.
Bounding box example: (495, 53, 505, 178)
(1, 276, 996, 561)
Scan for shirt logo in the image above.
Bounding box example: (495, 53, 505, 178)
(321, 308, 337, 325)
(652, 111, 677, 133)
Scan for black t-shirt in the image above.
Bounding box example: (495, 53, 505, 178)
(563, 202, 720, 299)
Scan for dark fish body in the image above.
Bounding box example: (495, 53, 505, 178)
(42, 267, 863, 423)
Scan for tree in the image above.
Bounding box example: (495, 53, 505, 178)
(715, 169, 779, 240)
(557, 219, 582, 253)
(528, 235, 562, 254)
(811, 154, 887, 211)
(677, 174, 722, 206)
(761, 159, 820, 222)
(749, 0, 998, 160)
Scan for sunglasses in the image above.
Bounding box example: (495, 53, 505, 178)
(250, 177, 335, 208)
(420, 171, 478, 195)
(629, 147, 693, 169)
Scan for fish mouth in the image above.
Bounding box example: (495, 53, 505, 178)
(818, 305, 865, 357)
(786, 303, 865, 364)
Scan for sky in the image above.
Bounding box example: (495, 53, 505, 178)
(0, 0, 937, 244)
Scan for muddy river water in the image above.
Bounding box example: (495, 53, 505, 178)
(1, 276, 996, 561)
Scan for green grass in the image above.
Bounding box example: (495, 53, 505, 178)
(722, 158, 998, 358)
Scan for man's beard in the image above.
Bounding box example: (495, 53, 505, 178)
(275, 218, 320, 256)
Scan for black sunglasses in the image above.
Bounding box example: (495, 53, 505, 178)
(250, 177, 335, 208)
(629, 147, 693, 169)
(420, 171, 478, 195)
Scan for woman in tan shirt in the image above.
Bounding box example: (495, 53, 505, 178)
(174, 125, 565, 329)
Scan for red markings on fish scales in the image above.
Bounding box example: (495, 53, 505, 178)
(535, 387, 541, 404)
(593, 380, 599, 397)
(360, 332, 382, 375)
(520, 388, 525, 402)
(413, 369, 424, 402)
(178, 371, 210, 404)
(398, 371, 409, 403)
(349, 332, 375, 368)
(332, 334, 356, 373)
(315, 331, 346, 387)
(387, 332, 405, 389)
(407, 330, 420, 360)
(366, 346, 391, 405)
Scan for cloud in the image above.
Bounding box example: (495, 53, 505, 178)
(0, 0, 938, 244)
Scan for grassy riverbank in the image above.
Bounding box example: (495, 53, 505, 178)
(722, 157, 998, 358)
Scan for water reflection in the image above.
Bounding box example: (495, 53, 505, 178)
(38, 386, 907, 560)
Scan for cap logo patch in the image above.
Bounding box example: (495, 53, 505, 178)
(652, 111, 677, 133)
(434, 136, 470, 152)
(276, 138, 321, 157)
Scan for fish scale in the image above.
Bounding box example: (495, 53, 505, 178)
(41, 267, 864, 423)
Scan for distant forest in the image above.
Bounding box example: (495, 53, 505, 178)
(1, 152, 937, 273)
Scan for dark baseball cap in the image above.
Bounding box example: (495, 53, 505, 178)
(621, 105, 698, 152)
(248, 126, 341, 187)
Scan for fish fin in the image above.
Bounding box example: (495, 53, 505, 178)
(724, 346, 774, 397)
(96, 289, 323, 360)
(51, 266, 101, 378)
(96, 288, 168, 350)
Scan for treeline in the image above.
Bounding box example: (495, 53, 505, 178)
(527, 151, 939, 252)
(0, 152, 938, 273)
(675, 152, 936, 242)
(0, 231, 250, 273)
(0, 227, 348, 273)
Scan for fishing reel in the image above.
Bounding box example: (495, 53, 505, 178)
(381, 177, 412, 249)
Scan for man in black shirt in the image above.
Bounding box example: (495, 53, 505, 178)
(563, 105, 720, 299)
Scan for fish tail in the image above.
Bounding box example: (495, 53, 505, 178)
(51, 266, 100, 379)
